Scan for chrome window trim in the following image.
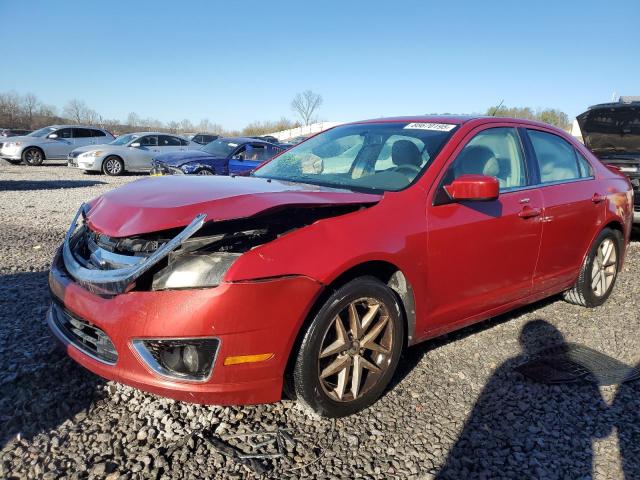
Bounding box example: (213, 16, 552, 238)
(131, 337, 221, 383)
(499, 176, 596, 194)
(47, 304, 118, 366)
(62, 205, 207, 295)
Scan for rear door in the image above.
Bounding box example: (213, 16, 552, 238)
(91, 129, 110, 145)
(425, 126, 543, 333)
(73, 128, 94, 148)
(524, 128, 604, 292)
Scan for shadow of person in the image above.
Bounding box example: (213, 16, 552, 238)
(612, 360, 640, 479)
(436, 319, 611, 479)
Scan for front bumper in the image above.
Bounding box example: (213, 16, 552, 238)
(0, 147, 23, 160)
(48, 253, 323, 405)
(68, 155, 104, 171)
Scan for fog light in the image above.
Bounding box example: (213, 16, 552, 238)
(132, 338, 219, 381)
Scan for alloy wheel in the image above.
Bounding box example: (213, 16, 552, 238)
(591, 238, 617, 297)
(197, 169, 213, 175)
(318, 297, 394, 402)
(104, 158, 122, 175)
(25, 149, 42, 165)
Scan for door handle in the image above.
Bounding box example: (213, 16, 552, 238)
(518, 206, 542, 219)
(591, 193, 605, 204)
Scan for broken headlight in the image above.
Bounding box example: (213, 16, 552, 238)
(151, 251, 240, 290)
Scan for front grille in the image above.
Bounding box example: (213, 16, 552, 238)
(51, 301, 118, 364)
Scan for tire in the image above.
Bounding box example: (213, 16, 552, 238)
(293, 276, 404, 417)
(102, 156, 124, 176)
(563, 228, 623, 307)
(22, 147, 44, 166)
(196, 168, 214, 175)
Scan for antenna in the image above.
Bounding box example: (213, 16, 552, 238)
(490, 100, 504, 117)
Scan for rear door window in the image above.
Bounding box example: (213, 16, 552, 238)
(92, 129, 106, 137)
(73, 128, 93, 138)
(159, 135, 181, 146)
(527, 129, 582, 183)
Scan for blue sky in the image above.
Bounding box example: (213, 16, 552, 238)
(0, 0, 638, 129)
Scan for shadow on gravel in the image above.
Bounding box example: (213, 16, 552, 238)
(390, 296, 559, 391)
(434, 319, 640, 479)
(0, 271, 104, 448)
(0, 179, 106, 191)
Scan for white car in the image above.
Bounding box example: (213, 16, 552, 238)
(0, 125, 114, 165)
(68, 132, 200, 176)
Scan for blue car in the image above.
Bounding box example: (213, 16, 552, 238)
(150, 137, 286, 176)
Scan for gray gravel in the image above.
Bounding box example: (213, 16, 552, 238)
(1, 160, 639, 479)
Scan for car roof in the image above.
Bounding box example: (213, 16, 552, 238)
(346, 115, 567, 132)
(120, 131, 190, 138)
(48, 124, 108, 129)
(219, 137, 276, 144)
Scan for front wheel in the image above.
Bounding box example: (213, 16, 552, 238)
(22, 147, 44, 166)
(196, 168, 214, 175)
(563, 228, 622, 307)
(102, 156, 124, 176)
(293, 276, 404, 417)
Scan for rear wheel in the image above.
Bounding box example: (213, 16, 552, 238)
(22, 147, 44, 166)
(293, 277, 404, 417)
(102, 156, 124, 176)
(563, 228, 622, 307)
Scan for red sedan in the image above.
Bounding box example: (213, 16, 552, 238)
(48, 116, 633, 417)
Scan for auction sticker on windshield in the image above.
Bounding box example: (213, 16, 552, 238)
(404, 123, 456, 131)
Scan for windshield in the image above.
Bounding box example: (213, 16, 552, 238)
(110, 133, 140, 145)
(253, 122, 458, 191)
(202, 139, 240, 157)
(28, 126, 57, 137)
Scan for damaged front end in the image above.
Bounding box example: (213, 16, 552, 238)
(62, 203, 363, 296)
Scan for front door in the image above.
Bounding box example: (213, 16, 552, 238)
(45, 128, 74, 158)
(425, 126, 543, 334)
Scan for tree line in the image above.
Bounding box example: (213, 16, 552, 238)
(0, 90, 573, 138)
(0, 91, 306, 137)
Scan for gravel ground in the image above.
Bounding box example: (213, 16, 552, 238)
(1, 161, 639, 479)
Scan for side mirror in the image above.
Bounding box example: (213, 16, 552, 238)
(130, 142, 141, 148)
(47, 133, 58, 139)
(444, 174, 499, 201)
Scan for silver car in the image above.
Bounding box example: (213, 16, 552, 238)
(0, 125, 114, 165)
(68, 132, 199, 176)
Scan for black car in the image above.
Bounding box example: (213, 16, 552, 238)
(577, 97, 640, 223)
(190, 133, 220, 145)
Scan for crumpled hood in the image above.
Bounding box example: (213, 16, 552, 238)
(577, 106, 640, 156)
(86, 175, 382, 237)
(154, 149, 215, 166)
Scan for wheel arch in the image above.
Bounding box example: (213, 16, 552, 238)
(23, 145, 46, 160)
(102, 154, 125, 173)
(282, 260, 416, 397)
